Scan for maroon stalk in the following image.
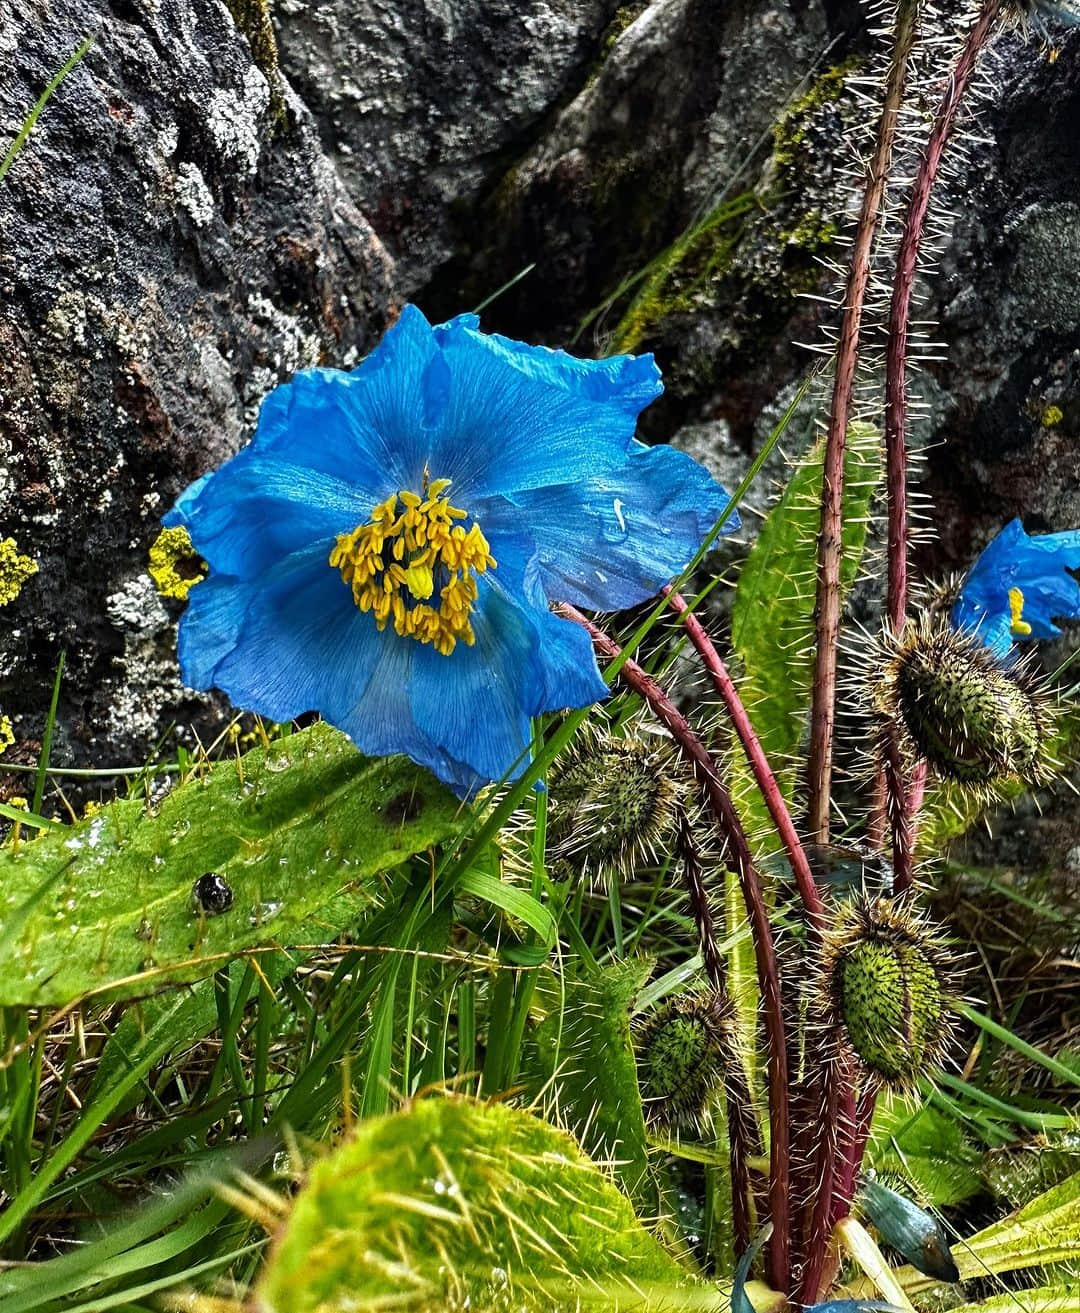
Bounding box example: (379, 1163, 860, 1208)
(676, 814, 759, 1256)
(806, 0, 922, 843)
(556, 603, 792, 1289)
(883, 0, 1003, 892)
(667, 589, 826, 933)
(796, 1057, 852, 1305)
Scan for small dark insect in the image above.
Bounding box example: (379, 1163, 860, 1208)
(192, 872, 234, 915)
(383, 789, 423, 825)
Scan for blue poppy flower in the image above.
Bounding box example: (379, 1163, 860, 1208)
(951, 517, 1080, 661)
(166, 305, 738, 798)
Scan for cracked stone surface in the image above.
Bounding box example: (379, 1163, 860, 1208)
(2, 0, 1079, 875)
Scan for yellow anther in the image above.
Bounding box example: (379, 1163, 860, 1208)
(329, 479, 495, 655)
(1009, 587, 1032, 637)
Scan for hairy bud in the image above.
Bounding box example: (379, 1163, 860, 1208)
(822, 897, 953, 1087)
(547, 726, 684, 882)
(871, 617, 1055, 790)
(635, 993, 732, 1131)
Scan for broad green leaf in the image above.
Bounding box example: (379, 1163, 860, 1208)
(525, 959, 656, 1207)
(0, 724, 464, 1005)
(867, 1093, 983, 1208)
(255, 1097, 725, 1312)
(945, 1281, 1080, 1313)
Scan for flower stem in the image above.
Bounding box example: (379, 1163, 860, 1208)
(796, 1056, 849, 1305)
(666, 589, 826, 933)
(556, 603, 792, 1289)
(675, 814, 759, 1257)
(882, 0, 1003, 891)
(806, 0, 922, 843)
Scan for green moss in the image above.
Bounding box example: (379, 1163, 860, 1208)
(771, 60, 859, 169)
(226, 0, 286, 127)
(606, 60, 860, 356)
(610, 190, 758, 353)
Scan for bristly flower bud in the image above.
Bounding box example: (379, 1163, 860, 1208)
(870, 616, 1056, 791)
(821, 897, 953, 1087)
(635, 993, 733, 1131)
(547, 725, 684, 883)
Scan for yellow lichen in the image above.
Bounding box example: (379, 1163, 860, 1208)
(0, 715, 13, 756)
(1042, 404, 1064, 427)
(148, 526, 207, 601)
(0, 538, 39, 606)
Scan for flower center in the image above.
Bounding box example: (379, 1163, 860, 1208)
(329, 477, 496, 656)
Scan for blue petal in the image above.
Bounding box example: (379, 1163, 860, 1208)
(168, 455, 378, 580)
(952, 517, 1080, 657)
(177, 531, 608, 799)
(185, 548, 384, 725)
(419, 317, 659, 501)
(254, 305, 441, 490)
(438, 319, 664, 414)
(478, 441, 738, 610)
(406, 532, 608, 793)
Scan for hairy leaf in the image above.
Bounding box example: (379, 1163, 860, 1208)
(256, 1097, 724, 1312)
(526, 959, 655, 1206)
(0, 724, 464, 1005)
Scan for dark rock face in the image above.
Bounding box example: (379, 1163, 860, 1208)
(0, 0, 393, 761)
(274, 0, 625, 287)
(1, 0, 1079, 818)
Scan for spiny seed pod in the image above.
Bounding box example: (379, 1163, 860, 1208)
(871, 616, 1056, 790)
(634, 993, 732, 1131)
(821, 897, 953, 1087)
(546, 726, 684, 882)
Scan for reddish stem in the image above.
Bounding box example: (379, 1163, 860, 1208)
(676, 815, 759, 1257)
(796, 1057, 850, 1305)
(830, 1087, 877, 1228)
(556, 603, 792, 1289)
(882, 0, 1003, 891)
(806, 0, 921, 843)
(666, 589, 826, 933)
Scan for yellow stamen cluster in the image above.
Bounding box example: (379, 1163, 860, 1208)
(329, 478, 496, 656)
(1008, 586, 1032, 638)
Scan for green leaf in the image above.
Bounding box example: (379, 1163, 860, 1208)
(867, 1093, 984, 1208)
(944, 1280, 1080, 1313)
(255, 1097, 725, 1312)
(525, 959, 656, 1207)
(730, 421, 882, 771)
(0, 724, 465, 1006)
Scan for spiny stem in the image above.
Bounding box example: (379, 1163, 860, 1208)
(675, 814, 758, 1256)
(830, 1087, 877, 1229)
(797, 1058, 853, 1306)
(806, 0, 922, 843)
(882, 0, 1003, 891)
(666, 589, 826, 933)
(556, 603, 792, 1289)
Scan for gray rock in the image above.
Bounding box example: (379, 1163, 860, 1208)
(273, 0, 625, 287)
(0, 0, 394, 760)
(3, 0, 1080, 814)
